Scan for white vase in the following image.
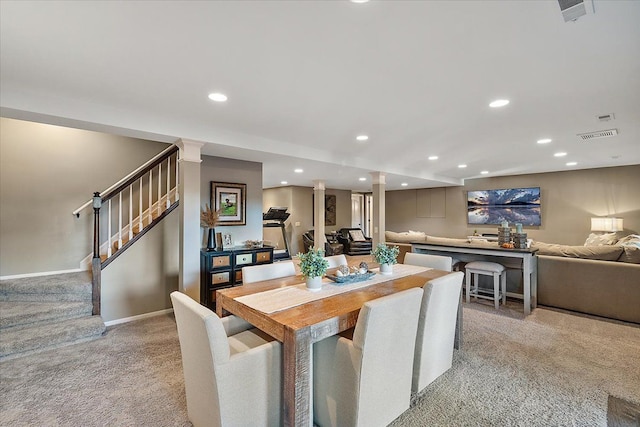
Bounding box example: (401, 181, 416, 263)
(380, 263, 393, 275)
(306, 276, 323, 291)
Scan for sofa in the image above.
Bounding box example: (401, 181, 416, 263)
(385, 230, 640, 324)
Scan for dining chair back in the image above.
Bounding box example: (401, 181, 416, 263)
(313, 288, 422, 427)
(170, 291, 282, 427)
(242, 260, 296, 284)
(412, 271, 464, 395)
(404, 252, 453, 272)
(324, 254, 348, 269)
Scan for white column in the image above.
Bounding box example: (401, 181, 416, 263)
(176, 139, 204, 301)
(370, 172, 386, 247)
(313, 180, 326, 252)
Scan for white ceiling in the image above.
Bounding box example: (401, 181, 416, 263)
(1, 0, 639, 191)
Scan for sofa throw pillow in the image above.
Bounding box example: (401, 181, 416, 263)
(616, 234, 640, 248)
(349, 229, 366, 241)
(584, 232, 618, 246)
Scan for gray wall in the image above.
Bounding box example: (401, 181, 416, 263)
(386, 165, 640, 245)
(200, 156, 263, 247)
(101, 209, 179, 322)
(263, 186, 352, 255)
(0, 117, 169, 276)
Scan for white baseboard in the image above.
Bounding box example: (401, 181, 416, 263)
(104, 308, 174, 327)
(0, 268, 84, 281)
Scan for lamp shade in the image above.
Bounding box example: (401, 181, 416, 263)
(590, 217, 623, 232)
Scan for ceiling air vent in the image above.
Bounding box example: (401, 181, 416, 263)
(577, 129, 618, 141)
(558, 0, 587, 22)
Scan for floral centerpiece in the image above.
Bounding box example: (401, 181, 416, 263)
(371, 243, 400, 275)
(297, 247, 329, 291)
(200, 204, 220, 249)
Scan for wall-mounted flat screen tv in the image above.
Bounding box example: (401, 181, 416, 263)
(467, 187, 541, 226)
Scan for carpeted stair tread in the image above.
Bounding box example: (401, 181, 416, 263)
(0, 301, 93, 330)
(0, 272, 91, 302)
(0, 315, 105, 361)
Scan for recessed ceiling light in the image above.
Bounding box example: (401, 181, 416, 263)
(428, 155, 439, 160)
(480, 171, 489, 175)
(356, 135, 369, 142)
(208, 92, 227, 102)
(359, 177, 366, 181)
(554, 152, 567, 157)
(566, 162, 577, 166)
(280, 181, 288, 185)
(294, 168, 303, 173)
(537, 138, 552, 144)
(458, 164, 467, 168)
(351, 0, 369, 3)
(401, 183, 408, 187)
(489, 99, 509, 108)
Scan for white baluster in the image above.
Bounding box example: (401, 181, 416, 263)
(139, 179, 143, 233)
(158, 163, 162, 216)
(175, 154, 180, 202)
(129, 184, 133, 240)
(107, 199, 112, 258)
(148, 170, 153, 225)
(118, 192, 123, 250)
(166, 156, 171, 208)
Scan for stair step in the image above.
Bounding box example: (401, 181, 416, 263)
(0, 272, 91, 302)
(0, 301, 92, 330)
(0, 315, 106, 361)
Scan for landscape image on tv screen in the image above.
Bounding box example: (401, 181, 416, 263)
(467, 187, 541, 226)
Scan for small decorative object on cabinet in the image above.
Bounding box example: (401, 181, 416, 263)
(200, 246, 274, 310)
(200, 203, 221, 250)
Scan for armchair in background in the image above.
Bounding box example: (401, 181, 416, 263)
(302, 230, 344, 256)
(338, 228, 373, 256)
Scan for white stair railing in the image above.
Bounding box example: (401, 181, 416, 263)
(73, 144, 179, 315)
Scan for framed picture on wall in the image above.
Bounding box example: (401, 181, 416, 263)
(311, 194, 337, 226)
(211, 182, 246, 226)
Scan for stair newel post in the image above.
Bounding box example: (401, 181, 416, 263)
(92, 192, 102, 315)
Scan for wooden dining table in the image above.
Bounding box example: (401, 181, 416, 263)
(216, 261, 460, 427)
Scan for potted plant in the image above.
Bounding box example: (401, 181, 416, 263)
(200, 204, 220, 249)
(297, 247, 329, 291)
(371, 243, 400, 275)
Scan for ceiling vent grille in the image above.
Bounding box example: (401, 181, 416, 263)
(577, 129, 618, 141)
(558, 0, 587, 22)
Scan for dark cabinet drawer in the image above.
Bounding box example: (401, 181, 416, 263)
(256, 251, 272, 263)
(212, 255, 231, 268)
(235, 253, 253, 266)
(211, 271, 231, 286)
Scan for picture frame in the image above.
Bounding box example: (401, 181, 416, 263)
(211, 182, 246, 226)
(222, 233, 233, 249)
(311, 194, 337, 226)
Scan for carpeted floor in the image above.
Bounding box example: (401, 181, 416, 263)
(1, 302, 639, 426)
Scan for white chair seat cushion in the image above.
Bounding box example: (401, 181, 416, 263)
(465, 261, 505, 273)
(228, 328, 275, 355)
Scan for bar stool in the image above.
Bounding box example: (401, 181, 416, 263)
(465, 261, 506, 309)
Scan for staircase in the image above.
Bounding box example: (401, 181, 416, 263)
(0, 272, 106, 361)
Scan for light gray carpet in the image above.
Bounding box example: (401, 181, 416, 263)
(1, 303, 639, 426)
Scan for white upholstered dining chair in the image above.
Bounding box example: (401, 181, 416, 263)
(412, 271, 464, 395)
(313, 288, 423, 427)
(324, 254, 348, 269)
(241, 260, 296, 284)
(170, 291, 282, 427)
(404, 252, 454, 272)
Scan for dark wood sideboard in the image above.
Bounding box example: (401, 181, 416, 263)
(200, 246, 274, 310)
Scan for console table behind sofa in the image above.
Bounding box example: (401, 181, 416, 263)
(412, 242, 538, 315)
